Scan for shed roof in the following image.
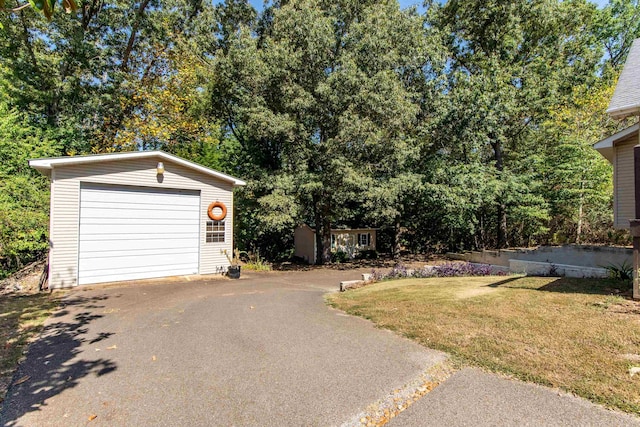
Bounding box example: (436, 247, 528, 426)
(593, 122, 639, 162)
(29, 150, 246, 186)
(297, 224, 379, 233)
(607, 38, 640, 119)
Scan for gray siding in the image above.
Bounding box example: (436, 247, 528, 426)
(49, 157, 234, 288)
(614, 133, 639, 229)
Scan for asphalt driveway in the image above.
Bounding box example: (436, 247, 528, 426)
(2, 269, 639, 427)
(1, 270, 446, 426)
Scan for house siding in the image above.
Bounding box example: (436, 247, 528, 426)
(48, 157, 234, 288)
(331, 230, 377, 252)
(614, 134, 638, 229)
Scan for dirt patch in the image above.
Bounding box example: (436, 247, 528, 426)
(607, 300, 640, 316)
(274, 253, 446, 272)
(1, 259, 48, 295)
(456, 286, 499, 299)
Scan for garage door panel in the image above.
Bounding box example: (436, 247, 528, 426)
(79, 185, 200, 285)
(79, 266, 199, 282)
(79, 237, 198, 251)
(80, 207, 199, 220)
(81, 200, 199, 212)
(80, 217, 198, 226)
(80, 246, 199, 259)
(80, 223, 199, 235)
(79, 252, 199, 270)
(81, 188, 200, 205)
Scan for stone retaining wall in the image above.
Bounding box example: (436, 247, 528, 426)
(509, 260, 609, 278)
(448, 245, 631, 269)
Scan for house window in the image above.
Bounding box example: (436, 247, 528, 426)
(331, 234, 336, 249)
(206, 220, 225, 243)
(358, 233, 370, 247)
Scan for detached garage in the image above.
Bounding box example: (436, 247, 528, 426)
(29, 151, 246, 288)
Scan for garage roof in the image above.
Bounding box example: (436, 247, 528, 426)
(29, 150, 246, 186)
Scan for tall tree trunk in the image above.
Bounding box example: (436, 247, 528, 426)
(393, 215, 401, 259)
(493, 139, 508, 249)
(121, 0, 151, 72)
(321, 213, 332, 264)
(478, 210, 486, 250)
(497, 203, 507, 249)
(313, 195, 323, 265)
(576, 181, 584, 245)
(313, 195, 332, 265)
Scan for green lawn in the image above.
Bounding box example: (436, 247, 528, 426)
(0, 292, 61, 403)
(328, 276, 640, 414)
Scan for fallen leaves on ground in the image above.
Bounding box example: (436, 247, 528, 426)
(13, 375, 29, 385)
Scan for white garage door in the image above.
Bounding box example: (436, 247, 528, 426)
(78, 184, 200, 285)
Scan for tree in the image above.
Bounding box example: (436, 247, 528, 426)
(0, 99, 62, 273)
(539, 81, 631, 244)
(205, 0, 431, 262)
(0, 0, 77, 22)
(0, 0, 219, 150)
(432, 0, 602, 248)
(595, 0, 640, 71)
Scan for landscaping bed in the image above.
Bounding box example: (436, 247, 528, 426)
(328, 276, 640, 414)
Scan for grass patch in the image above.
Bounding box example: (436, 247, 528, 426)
(0, 292, 61, 403)
(239, 251, 272, 272)
(328, 276, 640, 414)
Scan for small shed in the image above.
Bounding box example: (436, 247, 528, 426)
(294, 224, 377, 264)
(30, 151, 245, 288)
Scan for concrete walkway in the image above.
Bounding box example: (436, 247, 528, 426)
(1, 269, 639, 426)
(391, 368, 640, 427)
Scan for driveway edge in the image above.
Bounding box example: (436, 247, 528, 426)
(341, 359, 456, 427)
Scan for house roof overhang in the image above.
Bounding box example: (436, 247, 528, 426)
(28, 150, 246, 186)
(607, 38, 640, 119)
(593, 123, 640, 163)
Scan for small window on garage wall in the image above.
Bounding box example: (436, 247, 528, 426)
(206, 220, 225, 243)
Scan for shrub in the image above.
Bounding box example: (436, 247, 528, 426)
(242, 251, 272, 271)
(603, 261, 633, 282)
(356, 250, 378, 260)
(331, 250, 349, 264)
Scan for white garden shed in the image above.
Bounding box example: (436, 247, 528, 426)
(29, 151, 245, 288)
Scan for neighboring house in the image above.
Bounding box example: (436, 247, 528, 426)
(594, 38, 640, 229)
(294, 224, 377, 264)
(30, 151, 245, 288)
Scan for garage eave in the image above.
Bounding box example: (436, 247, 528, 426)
(29, 151, 246, 186)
